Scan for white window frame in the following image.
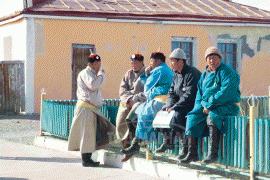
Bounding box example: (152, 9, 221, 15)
(171, 36, 198, 67)
(217, 38, 242, 74)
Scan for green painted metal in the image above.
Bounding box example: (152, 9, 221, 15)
(264, 120, 270, 173)
(41, 99, 120, 138)
(254, 118, 270, 174)
(240, 96, 269, 118)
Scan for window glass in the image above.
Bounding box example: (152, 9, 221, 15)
(218, 43, 237, 71)
(226, 44, 235, 53)
(218, 43, 225, 52)
(172, 41, 193, 66)
(226, 53, 235, 69)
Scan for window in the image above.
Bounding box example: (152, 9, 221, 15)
(217, 39, 241, 72)
(171, 37, 197, 66)
(217, 43, 237, 70)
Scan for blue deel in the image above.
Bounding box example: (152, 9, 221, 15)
(185, 63, 241, 138)
(135, 63, 174, 141)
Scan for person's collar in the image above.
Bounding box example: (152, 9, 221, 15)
(134, 65, 145, 74)
(88, 66, 98, 75)
(159, 62, 166, 67)
(206, 62, 223, 73)
(178, 63, 187, 75)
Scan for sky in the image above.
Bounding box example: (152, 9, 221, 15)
(1, 0, 270, 18)
(232, 0, 270, 11)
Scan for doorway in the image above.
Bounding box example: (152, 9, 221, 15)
(71, 44, 95, 100)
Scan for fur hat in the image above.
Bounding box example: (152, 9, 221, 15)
(131, 54, 144, 61)
(150, 52, 166, 62)
(88, 54, 101, 63)
(205, 47, 222, 60)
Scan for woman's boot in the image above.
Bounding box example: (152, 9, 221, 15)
(202, 124, 221, 163)
(180, 136, 199, 164)
(155, 131, 175, 153)
(81, 153, 100, 167)
(121, 137, 141, 155)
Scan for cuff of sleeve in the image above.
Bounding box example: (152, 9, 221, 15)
(171, 105, 178, 110)
(97, 71, 106, 77)
(201, 101, 213, 110)
(132, 95, 139, 103)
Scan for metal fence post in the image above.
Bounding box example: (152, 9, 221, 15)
(249, 96, 258, 180)
(40, 89, 48, 136)
(146, 144, 152, 160)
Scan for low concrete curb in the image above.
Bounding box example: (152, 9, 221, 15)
(34, 136, 234, 180)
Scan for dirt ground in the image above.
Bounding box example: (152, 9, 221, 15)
(0, 114, 40, 145)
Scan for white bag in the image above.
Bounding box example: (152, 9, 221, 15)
(152, 110, 175, 128)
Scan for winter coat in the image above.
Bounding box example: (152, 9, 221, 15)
(116, 67, 146, 140)
(68, 66, 116, 153)
(186, 62, 241, 138)
(164, 64, 201, 132)
(135, 63, 174, 141)
(119, 67, 146, 104)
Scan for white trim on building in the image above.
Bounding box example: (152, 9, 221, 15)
(25, 17, 35, 114)
(22, 14, 270, 28)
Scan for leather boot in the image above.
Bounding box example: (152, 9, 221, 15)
(177, 134, 188, 160)
(155, 132, 174, 153)
(121, 139, 130, 149)
(121, 137, 140, 155)
(82, 153, 100, 167)
(202, 125, 221, 163)
(180, 136, 199, 164)
(121, 120, 136, 149)
(121, 154, 133, 162)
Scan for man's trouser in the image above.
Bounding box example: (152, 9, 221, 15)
(116, 102, 140, 143)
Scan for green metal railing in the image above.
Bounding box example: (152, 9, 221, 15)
(40, 99, 120, 138)
(40, 97, 270, 176)
(240, 96, 269, 118)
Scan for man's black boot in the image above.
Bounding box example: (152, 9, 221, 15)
(177, 132, 188, 160)
(155, 132, 174, 153)
(202, 125, 221, 163)
(82, 153, 100, 167)
(121, 137, 140, 155)
(180, 136, 199, 164)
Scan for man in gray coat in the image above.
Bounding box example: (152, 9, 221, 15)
(116, 53, 146, 162)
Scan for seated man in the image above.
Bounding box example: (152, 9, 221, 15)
(155, 48, 201, 161)
(116, 53, 146, 162)
(181, 47, 241, 164)
(121, 51, 174, 155)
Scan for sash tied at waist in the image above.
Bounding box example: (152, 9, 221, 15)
(154, 95, 168, 103)
(77, 100, 100, 111)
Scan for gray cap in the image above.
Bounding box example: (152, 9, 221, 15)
(169, 48, 187, 60)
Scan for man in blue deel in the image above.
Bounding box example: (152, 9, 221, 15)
(181, 47, 241, 164)
(121, 51, 174, 155)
